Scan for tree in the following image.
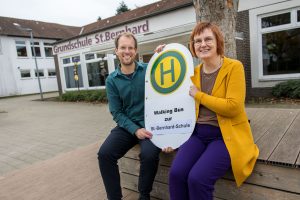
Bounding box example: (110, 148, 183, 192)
(97, 16, 102, 21)
(193, 0, 238, 58)
(116, 1, 131, 15)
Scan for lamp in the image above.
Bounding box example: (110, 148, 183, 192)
(13, 23, 44, 100)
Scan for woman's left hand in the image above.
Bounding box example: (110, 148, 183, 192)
(189, 85, 199, 97)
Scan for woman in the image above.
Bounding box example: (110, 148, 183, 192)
(161, 22, 259, 200)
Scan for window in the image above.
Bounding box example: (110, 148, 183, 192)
(85, 52, 108, 87)
(63, 58, 71, 64)
(72, 56, 80, 62)
(35, 69, 44, 77)
(96, 53, 105, 59)
(31, 42, 41, 57)
(249, 1, 300, 88)
(85, 53, 95, 60)
(48, 69, 56, 77)
(87, 60, 108, 87)
(298, 10, 300, 22)
(44, 42, 53, 57)
(258, 8, 300, 77)
(16, 41, 27, 57)
(62, 55, 83, 89)
(20, 70, 31, 78)
(142, 54, 154, 63)
(64, 65, 83, 88)
(262, 28, 300, 75)
(261, 12, 290, 28)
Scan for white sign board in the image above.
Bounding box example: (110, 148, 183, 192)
(145, 43, 196, 149)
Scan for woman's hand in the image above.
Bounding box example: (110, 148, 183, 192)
(154, 44, 166, 53)
(162, 147, 174, 153)
(189, 85, 199, 97)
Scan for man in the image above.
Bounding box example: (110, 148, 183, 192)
(98, 32, 161, 200)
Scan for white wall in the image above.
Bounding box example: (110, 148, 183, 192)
(238, 0, 290, 11)
(0, 36, 18, 96)
(0, 36, 58, 97)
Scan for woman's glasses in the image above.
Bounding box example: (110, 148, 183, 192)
(193, 37, 214, 46)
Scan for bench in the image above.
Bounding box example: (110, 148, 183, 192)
(120, 108, 300, 199)
(120, 145, 300, 200)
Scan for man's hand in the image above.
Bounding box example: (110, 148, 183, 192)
(135, 128, 153, 140)
(162, 147, 174, 153)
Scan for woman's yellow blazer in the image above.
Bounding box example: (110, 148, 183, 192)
(190, 57, 259, 186)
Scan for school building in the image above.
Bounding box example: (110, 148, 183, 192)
(1, 0, 299, 98)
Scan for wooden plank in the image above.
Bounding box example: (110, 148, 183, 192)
(122, 189, 225, 200)
(120, 158, 170, 184)
(269, 111, 300, 165)
(121, 158, 300, 194)
(124, 145, 140, 159)
(255, 110, 298, 160)
(123, 189, 161, 200)
(121, 173, 169, 200)
(123, 146, 176, 166)
(245, 107, 259, 121)
(123, 188, 138, 200)
(297, 153, 300, 166)
(214, 179, 300, 200)
(250, 109, 281, 142)
(121, 173, 300, 200)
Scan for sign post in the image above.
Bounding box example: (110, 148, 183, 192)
(145, 43, 196, 149)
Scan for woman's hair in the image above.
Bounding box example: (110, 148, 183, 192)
(114, 32, 138, 49)
(189, 22, 224, 57)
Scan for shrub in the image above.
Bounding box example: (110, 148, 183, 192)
(61, 89, 107, 102)
(272, 80, 300, 99)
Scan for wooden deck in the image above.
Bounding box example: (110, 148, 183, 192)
(246, 108, 300, 167)
(120, 107, 300, 200)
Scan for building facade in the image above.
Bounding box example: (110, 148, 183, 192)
(1, 0, 299, 98)
(53, 0, 300, 98)
(239, 0, 300, 97)
(0, 17, 80, 97)
(52, 0, 195, 93)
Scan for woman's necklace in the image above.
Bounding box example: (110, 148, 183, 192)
(202, 57, 223, 80)
(202, 57, 223, 74)
(201, 57, 223, 94)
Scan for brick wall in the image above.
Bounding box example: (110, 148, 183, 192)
(236, 11, 273, 99)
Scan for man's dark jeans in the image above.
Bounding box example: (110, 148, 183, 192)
(98, 126, 161, 200)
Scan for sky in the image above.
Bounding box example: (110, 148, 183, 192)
(0, 0, 161, 27)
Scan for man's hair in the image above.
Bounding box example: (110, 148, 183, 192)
(114, 32, 138, 49)
(189, 22, 224, 57)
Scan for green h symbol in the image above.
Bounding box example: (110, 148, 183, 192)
(160, 59, 175, 85)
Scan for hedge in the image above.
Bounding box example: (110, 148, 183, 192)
(272, 80, 300, 99)
(60, 90, 107, 102)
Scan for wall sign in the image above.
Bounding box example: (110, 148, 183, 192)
(145, 43, 196, 149)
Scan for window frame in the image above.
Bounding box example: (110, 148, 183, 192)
(30, 41, 42, 57)
(15, 40, 28, 57)
(61, 55, 84, 90)
(85, 52, 109, 87)
(47, 69, 56, 77)
(34, 69, 45, 78)
(20, 69, 32, 79)
(44, 42, 53, 58)
(249, 1, 300, 88)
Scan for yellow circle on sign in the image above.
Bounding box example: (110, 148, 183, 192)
(153, 56, 181, 89)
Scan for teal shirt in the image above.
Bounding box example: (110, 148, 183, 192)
(105, 62, 147, 134)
